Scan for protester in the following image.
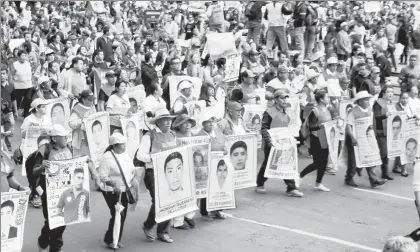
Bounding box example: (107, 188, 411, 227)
(256, 89, 303, 197)
(106, 80, 131, 134)
(98, 132, 138, 249)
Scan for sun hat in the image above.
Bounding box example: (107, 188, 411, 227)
(50, 124, 70, 137)
(201, 111, 216, 124)
(109, 133, 127, 145)
(311, 51, 325, 62)
(37, 76, 50, 85)
(30, 98, 48, 111)
(242, 69, 256, 78)
(149, 105, 176, 124)
(353, 91, 372, 103)
(172, 114, 196, 130)
(326, 57, 338, 65)
(340, 22, 349, 28)
(45, 48, 55, 56)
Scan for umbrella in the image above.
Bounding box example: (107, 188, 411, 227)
(112, 191, 125, 251)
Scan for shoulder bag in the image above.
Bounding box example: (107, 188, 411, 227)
(110, 150, 138, 204)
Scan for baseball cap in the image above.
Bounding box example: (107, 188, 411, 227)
(30, 98, 48, 111)
(50, 124, 70, 137)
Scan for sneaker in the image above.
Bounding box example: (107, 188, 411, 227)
(255, 186, 267, 194)
(345, 179, 359, 187)
(184, 218, 196, 228)
(314, 184, 330, 192)
(212, 211, 226, 220)
(371, 180, 386, 188)
(174, 222, 190, 230)
(202, 215, 214, 221)
(157, 234, 173, 243)
(32, 195, 42, 208)
(286, 190, 304, 197)
(142, 225, 156, 241)
(325, 170, 336, 175)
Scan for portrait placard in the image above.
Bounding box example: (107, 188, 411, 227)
(243, 104, 265, 148)
(225, 134, 257, 189)
(178, 136, 211, 198)
(285, 95, 301, 137)
(168, 76, 202, 109)
(184, 100, 206, 134)
(46, 97, 71, 130)
(264, 128, 298, 179)
(207, 152, 236, 212)
(386, 112, 407, 158)
(85, 112, 110, 168)
(151, 146, 198, 223)
(353, 117, 382, 168)
(319, 119, 340, 168)
(1, 191, 30, 252)
(21, 126, 51, 176)
(46, 156, 91, 229)
(121, 116, 141, 160)
(224, 53, 242, 82)
(400, 119, 420, 164)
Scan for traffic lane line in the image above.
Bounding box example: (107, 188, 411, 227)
(352, 188, 413, 201)
(223, 213, 382, 252)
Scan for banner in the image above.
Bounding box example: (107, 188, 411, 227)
(87, 1, 107, 13)
(254, 88, 267, 107)
(401, 119, 420, 164)
(85, 112, 110, 168)
(339, 99, 354, 140)
(184, 100, 206, 134)
(264, 128, 298, 179)
(206, 152, 236, 212)
(1, 191, 30, 252)
(353, 117, 382, 168)
(320, 119, 340, 168)
(46, 97, 71, 130)
(224, 53, 242, 82)
(387, 112, 407, 158)
(46, 156, 91, 229)
(285, 96, 301, 137)
(8, 39, 24, 52)
(206, 33, 237, 60)
(177, 136, 211, 198)
(364, 1, 381, 12)
(121, 116, 141, 160)
(151, 146, 198, 223)
(225, 134, 257, 189)
(243, 104, 265, 148)
(168, 76, 202, 109)
(126, 85, 146, 129)
(21, 126, 51, 176)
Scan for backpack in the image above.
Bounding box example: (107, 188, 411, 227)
(300, 107, 319, 148)
(245, 2, 257, 20)
(133, 131, 154, 167)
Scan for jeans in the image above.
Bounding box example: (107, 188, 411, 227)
(256, 144, 298, 192)
(143, 169, 170, 234)
(304, 25, 317, 59)
(1, 112, 13, 151)
(247, 23, 262, 46)
(266, 26, 288, 56)
(300, 135, 329, 184)
(38, 192, 66, 252)
(387, 46, 397, 70)
(294, 26, 306, 56)
(15, 88, 32, 117)
(376, 136, 389, 177)
(102, 191, 128, 244)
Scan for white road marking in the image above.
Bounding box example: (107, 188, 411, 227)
(223, 213, 382, 252)
(353, 188, 413, 201)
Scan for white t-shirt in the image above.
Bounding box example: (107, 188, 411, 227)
(106, 94, 130, 127)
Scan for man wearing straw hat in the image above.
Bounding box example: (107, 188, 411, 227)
(343, 91, 387, 188)
(136, 104, 177, 243)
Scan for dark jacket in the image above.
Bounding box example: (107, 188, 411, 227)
(359, 77, 376, 95)
(247, 1, 266, 23)
(141, 61, 158, 93)
(96, 36, 114, 63)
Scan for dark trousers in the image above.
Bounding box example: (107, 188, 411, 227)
(25, 162, 39, 198)
(15, 88, 32, 117)
(38, 192, 66, 252)
(300, 135, 329, 184)
(376, 136, 389, 177)
(102, 191, 128, 244)
(344, 137, 379, 183)
(200, 198, 208, 216)
(256, 145, 297, 192)
(143, 169, 170, 234)
(387, 46, 397, 69)
(400, 45, 409, 63)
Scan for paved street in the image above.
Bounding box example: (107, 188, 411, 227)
(9, 118, 417, 252)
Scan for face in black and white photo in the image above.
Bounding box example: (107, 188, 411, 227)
(391, 116, 402, 141)
(164, 152, 184, 192)
(230, 141, 247, 171)
(216, 160, 228, 188)
(405, 138, 418, 162)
